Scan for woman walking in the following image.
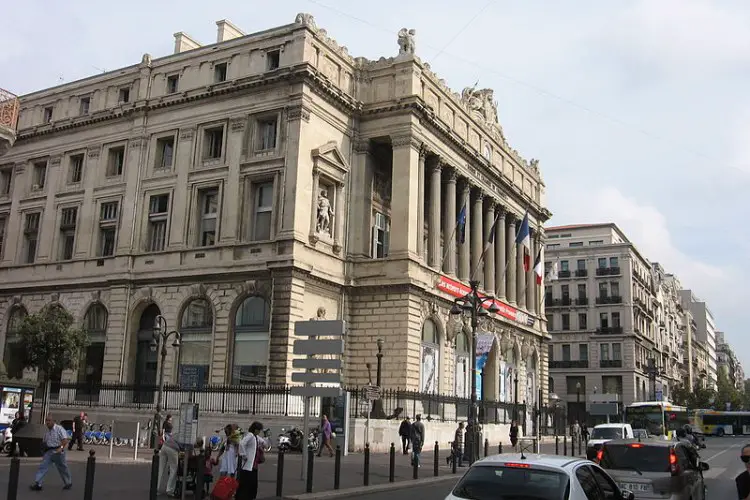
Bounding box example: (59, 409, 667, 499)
(216, 424, 241, 478)
(237, 421, 268, 500)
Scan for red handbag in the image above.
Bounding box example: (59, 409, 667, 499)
(210, 475, 239, 500)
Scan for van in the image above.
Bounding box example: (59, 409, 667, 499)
(586, 423, 634, 460)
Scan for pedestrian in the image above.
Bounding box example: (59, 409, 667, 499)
(237, 421, 268, 500)
(449, 422, 464, 467)
(30, 415, 73, 491)
(157, 420, 180, 498)
(160, 414, 173, 444)
(68, 411, 85, 451)
(410, 414, 425, 468)
(736, 444, 750, 500)
(509, 420, 519, 450)
(399, 416, 412, 455)
(317, 415, 334, 457)
(7, 411, 25, 457)
(571, 421, 581, 444)
(217, 424, 240, 477)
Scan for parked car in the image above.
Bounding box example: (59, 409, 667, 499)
(587, 424, 635, 460)
(597, 439, 708, 499)
(444, 453, 635, 500)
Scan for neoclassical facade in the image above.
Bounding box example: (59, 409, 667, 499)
(0, 14, 551, 408)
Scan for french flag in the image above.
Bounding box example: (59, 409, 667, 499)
(534, 247, 543, 285)
(515, 211, 531, 272)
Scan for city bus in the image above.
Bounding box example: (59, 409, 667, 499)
(692, 409, 750, 436)
(624, 401, 689, 438)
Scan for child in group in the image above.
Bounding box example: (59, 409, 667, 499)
(194, 438, 214, 495)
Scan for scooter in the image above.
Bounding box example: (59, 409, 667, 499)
(1, 427, 12, 454)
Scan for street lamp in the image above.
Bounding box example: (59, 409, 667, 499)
(450, 279, 501, 464)
(513, 371, 519, 422)
(576, 381, 582, 426)
(150, 314, 181, 448)
(371, 338, 386, 418)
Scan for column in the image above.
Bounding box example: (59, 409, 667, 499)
(506, 215, 517, 305)
(484, 199, 496, 292)
(458, 181, 471, 281)
(495, 208, 506, 300)
(471, 190, 484, 286)
(429, 160, 442, 268)
(537, 234, 546, 317)
(526, 230, 536, 313)
(309, 169, 320, 240)
(417, 148, 426, 260)
(333, 182, 345, 253)
(444, 168, 457, 275)
(390, 135, 421, 258)
(517, 225, 526, 310)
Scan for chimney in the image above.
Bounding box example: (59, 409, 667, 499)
(216, 19, 245, 43)
(173, 32, 201, 54)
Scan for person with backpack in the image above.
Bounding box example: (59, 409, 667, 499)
(236, 421, 268, 500)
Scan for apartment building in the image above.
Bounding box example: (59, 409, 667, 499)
(544, 223, 686, 423)
(716, 331, 744, 390)
(0, 15, 552, 408)
(679, 290, 718, 390)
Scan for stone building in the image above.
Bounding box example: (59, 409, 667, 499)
(0, 14, 550, 409)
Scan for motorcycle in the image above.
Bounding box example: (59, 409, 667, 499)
(308, 428, 320, 452)
(278, 427, 303, 452)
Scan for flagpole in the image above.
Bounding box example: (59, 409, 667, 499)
(491, 207, 527, 291)
(439, 204, 466, 272)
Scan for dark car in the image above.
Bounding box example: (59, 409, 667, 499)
(598, 439, 708, 499)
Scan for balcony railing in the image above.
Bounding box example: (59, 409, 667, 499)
(575, 269, 588, 277)
(596, 295, 623, 305)
(0, 88, 19, 132)
(600, 359, 623, 368)
(575, 297, 589, 305)
(550, 360, 589, 369)
(558, 270, 571, 278)
(596, 326, 624, 335)
(595, 267, 621, 276)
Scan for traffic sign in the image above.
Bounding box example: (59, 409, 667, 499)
(292, 358, 342, 370)
(295, 320, 346, 337)
(364, 384, 381, 401)
(291, 385, 343, 398)
(293, 339, 344, 356)
(291, 372, 343, 384)
(291, 319, 346, 398)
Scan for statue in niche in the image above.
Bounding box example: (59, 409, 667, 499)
(311, 306, 327, 321)
(397, 28, 417, 55)
(316, 188, 334, 235)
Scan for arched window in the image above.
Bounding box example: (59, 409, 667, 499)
(79, 304, 107, 390)
(483, 144, 492, 162)
(454, 332, 470, 398)
(504, 349, 517, 403)
(420, 319, 439, 393)
(3, 307, 27, 379)
(178, 299, 213, 386)
(134, 304, 161, 390)
(232, 296, 270, 384)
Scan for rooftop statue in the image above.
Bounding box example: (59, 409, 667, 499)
(461, 84, 504, 140)
(397, 28, 416, 55)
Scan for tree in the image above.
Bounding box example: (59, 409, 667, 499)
(16, 305, 88, 421)
(716, 370, 743, 410)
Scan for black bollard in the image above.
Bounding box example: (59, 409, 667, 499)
(433, 441, 439, 477)
(195, 449, 205, 499)
(306, 448, 314, 493)
(563, 436, 568, 456)
(149, 448, 160, 500)
(7, 455, 20, 500)
(572, 435, 576, 457)
(364, 443, 370, 486)
(334, 445, 342, 489)
(276, 450, 285, 498)
(83, 450, 97, 500)
(484, 438, 489, 457)
(389, 443, 395, 483)
(498, 442, 503, 454)
(555, 435, 559, 455)
(451, 442, 457, 474)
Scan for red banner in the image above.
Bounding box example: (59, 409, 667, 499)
(435, 275, 534, 327)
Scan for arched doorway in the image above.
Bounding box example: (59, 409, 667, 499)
(78, 303, 107, 400)
(3, 306, 27, 379)
(178, 299, 213, 387)
(134, 304, 160, 402)
(420, 319, 440, 393)
(232, 296, 270, 384)
(455, 332, 470, 399)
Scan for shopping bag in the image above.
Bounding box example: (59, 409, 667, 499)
(210, 475, 239, 500)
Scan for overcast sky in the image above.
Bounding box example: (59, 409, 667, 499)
(3, 0, 748, 371)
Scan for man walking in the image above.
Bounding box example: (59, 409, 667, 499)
(398, 417, 412, 455)
(30, 415, 73, 491)
(450, 422, 464, 467)
(68, 411, 85, 451)
(410, 414, 425, 468)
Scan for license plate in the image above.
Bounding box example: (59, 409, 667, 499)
(619, 482, 651, 492)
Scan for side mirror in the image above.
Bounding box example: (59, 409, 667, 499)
(620, 490, 635, 500)
(699, 461, 710, 471)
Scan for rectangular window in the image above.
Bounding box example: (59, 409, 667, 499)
(79, 97, 90, 115)
(562, 344, 571, 362)
(257, 117, 278, 151)
(155, 136, 175, 169)
(98, 201, 119, 257)
(561, 284, 570, 300)
(203, 127, 224, 160)
(579, 344, 588, 361)
(167, 75, 179, 94)
(612, 343, 622, 360)
(266, 50, 280, 70)
(577, 259, 586, 270)
(600, 312, 609, 329)
(546, 314, 553, 330)
(24, 212, 41, 264)
(578, 313, 587, 330)
(214, 63, 227, 83)
(43, 107, 53, 123)
(566, 376, 585, 395)
(32, 161, 47, 189)
(107, 146, 125, 177)
(0, 215, 5, 257)
(599, 282, 608, 298)
(598, 257, 607, 268)
(68, 154, 84, 184)
(610, 256, 619, 267)
(197, 188, 219, 246)
(569, 241, 583, 247)
(600, 344, 610, 361)
(548, 344, 554, 362)
(0, 168, 12, 195)
(561, 313, 570, 331)
(251, 182, 273, 241)
(589, 240, 604, 245)
(577, 283, 586, 299)
(560, 260, 569, 272)
(612, 312, 621, 328)
(610, 281, 620, 297)
(372, 211, 390, 259)
(147, 194, 170, 252)
(118, 87, 130, 103)
(59, 207, 78, 260)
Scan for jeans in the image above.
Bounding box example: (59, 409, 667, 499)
(401, 436, 410, 454)
(34, 450, 72, 486)
(237, 468, 258, 499)
(158, 445, 179, 495)
(412, 444, 422, 467)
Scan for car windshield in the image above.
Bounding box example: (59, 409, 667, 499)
(590, 428, 624, 440)
(599, 444, 670, 473)
(633, 430, 648, 438)
(451, 465, 570, 500)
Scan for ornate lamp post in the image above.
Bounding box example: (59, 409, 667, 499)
(371, 338, 386, 418)
(149, 315, 181, 448)
(450, 280, 501, 464)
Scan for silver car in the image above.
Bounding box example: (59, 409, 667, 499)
(444, 453, 635, 500)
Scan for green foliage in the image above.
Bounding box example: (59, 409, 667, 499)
(716, 370, 744, 410)
(16, 306, 89, 380)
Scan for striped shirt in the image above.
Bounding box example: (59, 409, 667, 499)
(43, 424, 68, 448)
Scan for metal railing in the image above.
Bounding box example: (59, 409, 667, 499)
(0, 88, 19, 132)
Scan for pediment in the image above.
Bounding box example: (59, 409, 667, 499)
(312, 141, 349, 177)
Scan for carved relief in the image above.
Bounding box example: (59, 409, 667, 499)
(139, 287, 152, 300)
(12, 296, 21, 305)
(190, 284, 207, 297)
(397, 28, 416, 55)
(87, 147, 101, 159)
(287, 105, 311, 122)
(91, 290, 101, 301)
(49, 156, 62, 167)
(50, 292, 60, 303)
(230, 118, 246, 133)
(179, 128, 195, 141)
(128, 137, 147, 149)
(141, 53, 152, 67)
(294, 13, 318, 30)
(233, 279, 272, 299)
(311, 306, 327, 321)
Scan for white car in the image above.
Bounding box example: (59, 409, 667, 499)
(444, 453, 635, 500)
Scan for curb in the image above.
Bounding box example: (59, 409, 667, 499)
(283, 475, 459, 500)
